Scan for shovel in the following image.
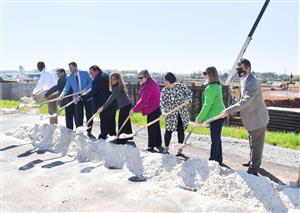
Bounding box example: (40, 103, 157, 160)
(75, 108, 99, 133)
(117, 101, 190, 140)
(107, 114, 132, 143)
(41, 89, 91, 121)
(16, 90, 44, 110)
(179, 114, 224, 150)
(39, 91, 83, 107)
(40, 99, 75, 120)
(76, 105, 132, 135)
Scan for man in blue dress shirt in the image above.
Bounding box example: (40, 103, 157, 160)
(60, 62, 96, 139)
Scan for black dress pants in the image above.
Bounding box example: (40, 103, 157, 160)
(209, 118, 224, 163)
(116, 104, 133, 144)
(146, 107, 162, 148)
(65, 103, 75, 130)
(74, 98, 94, 134)
(98, 101, 117, 139)
(164, 114, 185, 147)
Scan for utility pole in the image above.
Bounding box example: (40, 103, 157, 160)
(225, 0, 271, 85)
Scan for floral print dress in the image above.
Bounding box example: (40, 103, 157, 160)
(160, 83, 192, 132)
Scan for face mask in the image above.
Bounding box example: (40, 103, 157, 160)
(204, 79, 209, 85)
(236, 68, 246, 77)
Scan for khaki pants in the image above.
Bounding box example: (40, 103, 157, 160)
(34, 91, 58, 124)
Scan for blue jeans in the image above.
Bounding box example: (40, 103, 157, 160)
(209, 118, 224, 163)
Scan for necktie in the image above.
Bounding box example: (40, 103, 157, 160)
(75, 73, 80, 89)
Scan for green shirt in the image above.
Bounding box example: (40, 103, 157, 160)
(196, 83, 225, 123)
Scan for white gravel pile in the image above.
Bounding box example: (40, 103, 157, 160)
(6, 124, 144, 176)
(6, 123, 300, 212)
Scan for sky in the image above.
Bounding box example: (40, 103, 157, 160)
(0, 0, 299, 74)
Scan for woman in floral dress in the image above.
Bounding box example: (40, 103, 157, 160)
(160, 72, 192, 156)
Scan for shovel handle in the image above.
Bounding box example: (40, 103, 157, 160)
(183, 127, 195, 144)
(58, 89, 92, 113)
(150, 101, 189, 126)
(62, 91, 82, 99)
(32, 89, 44, 96)
(117, 115, 131, 136)
(134, 101, 190, 136)
(203, 114, 224, 126)
(180, 114, 224, 149)
(80, 88, 92, 96)
(39, 91, 83, 107)
(59, 99, 75, 113)
(86, 111, 98, 127)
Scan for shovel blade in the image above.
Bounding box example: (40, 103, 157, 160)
(118, 133, 134, 139)
(16, 103, 25, 109)
(20, 97, 34, 104)
(50, 113, 58, 118)
(40, 114, 58, 120)
(106, 136, 118, 143)
(76, 126, 90, 133)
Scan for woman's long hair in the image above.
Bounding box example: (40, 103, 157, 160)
(109, 72, 126, 93)
(205, 66, 221, 85)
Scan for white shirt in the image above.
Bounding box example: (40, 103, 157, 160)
(240, 73, 250, 97)
(32, 68, 57, 95)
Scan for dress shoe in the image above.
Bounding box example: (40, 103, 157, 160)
(98, 135, 107, 140)
(163, 147, 169, 154)
(146, 147, 155, 152)
(88, 133, 96, 139)
(156, 146, 165, 153)
(247, 167, 258, 176)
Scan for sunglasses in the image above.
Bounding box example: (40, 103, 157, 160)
(203, 72, 207, 75)
(138, 76, 144, 80)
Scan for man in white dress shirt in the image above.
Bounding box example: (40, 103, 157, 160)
(32, 61, 57, 124)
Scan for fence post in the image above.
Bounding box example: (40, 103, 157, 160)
(191, 82, 196, 120)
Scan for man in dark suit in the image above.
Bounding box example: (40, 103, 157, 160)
(89, 65, 117, 140)
(45, 68, 75, 130)
(60, 62, 95, 139)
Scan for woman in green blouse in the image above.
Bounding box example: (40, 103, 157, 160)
(196, 66, 225, 164)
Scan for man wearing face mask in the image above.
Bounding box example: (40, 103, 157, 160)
(221, 58, 269, 176)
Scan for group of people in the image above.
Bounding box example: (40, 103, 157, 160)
(31, 58, 269, 176)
